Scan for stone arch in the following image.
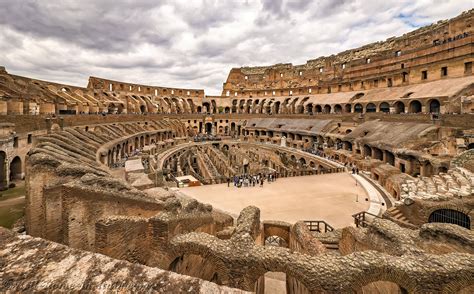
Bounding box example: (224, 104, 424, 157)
(139, 105, 146, 113)
(315, 105, 322, 113)
(366, 103, 376, 113)
(363, 144, 372, 157)
(274, 101, 281, 114)
(344, 104, 352, 113)
(354, 103, 363, 113)
(379, 102, 390, 113)
(393, 101, 405, 114)
(305, 103, 313, 114)
(107, 103, 117, 114)
(202, 102, 210, 113)
(224, 107, 230, 113)
(428, 208, 471, 229)
(428, 98, 441, 114)
(168, 253, 227, 286)
(0, 151, 7, 189)
(9, 156, 22, 181)
(408, 100, 422, 113)
(323, 104, 331, 113)
(211, 100, 217, 114)
(351, 272, 416, 294)
(334, 104, 342, 113)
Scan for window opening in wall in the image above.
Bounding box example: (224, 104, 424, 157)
(319, 67, 323, 73)
(422, 70, 428, 80)
(342, 63, 346, 69)
(401, 63, 405, 69)
(387, 78, 393, 87)
(289, 90, 293, 96)
(327, 87, 331, 94)
(373, 79, 378, 87)
(129, 85, 132, 91)
(309, 88, 312, 94)
(464, 62, 472, 74)
(272, 91, 276, 96)
(338, 85, 342, 92)
(154, 89, 158, 96)
(280, 73, 283, 77)
(109, 83, 113, 91)
(187, 91, 190, 96)
(402, 72, 408, 83)
(138, 86, 141, 92)
(395, 50, 401, 57)
(13, 137, 18, 148)
(441, 66, 448, 77)
(27, 134, 32, 144)
(245, 76, 248, 80)
(366, 58, 371, 64)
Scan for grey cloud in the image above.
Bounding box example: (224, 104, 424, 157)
(0, 0, 472, 94)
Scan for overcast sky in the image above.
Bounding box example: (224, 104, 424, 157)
(0, 0, 471, 94)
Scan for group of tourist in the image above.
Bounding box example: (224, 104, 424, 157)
(227, 172, 278, 188)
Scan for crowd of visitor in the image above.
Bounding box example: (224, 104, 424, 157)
(227, 172, 278, 188)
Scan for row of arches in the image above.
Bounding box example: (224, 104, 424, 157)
(228, 98, 441, 115)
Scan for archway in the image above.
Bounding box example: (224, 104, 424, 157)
(366, 103, 376, 113)
(334, 104, 342, 113)
(140, 105, 146, 113)
(363, 145, 372, 157)
(202, 102, 210, 113)
(428, 99, 441, 113)
(354, 103, 363, 113)
(274, 101, 281, 114)
(344, 104, 352, 113)
(315, 105, 322, 113)
(205, 123, 213, 134)
(9, 156, 22, 181)
(323, 104, 331, 113)
(393, 101, 405, 114)
(306, 103, 313, 114)
(379, 102, 390, 113)
(224, 107, 230, 113)
(361, 281, 408, 293)
(428, 209, 470, 229)
(468, 143, 474, 150)
(408, 100, 422, 113)
(0, 151, 6, 189)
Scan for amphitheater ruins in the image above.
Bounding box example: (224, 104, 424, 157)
(0, 8, 473, 294)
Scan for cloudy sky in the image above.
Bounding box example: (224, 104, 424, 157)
(0, 0, 471, 94)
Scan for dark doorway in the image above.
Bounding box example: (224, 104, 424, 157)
(429, 209, 470, 229)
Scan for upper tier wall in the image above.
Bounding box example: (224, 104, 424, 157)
(222, 9, 473, 96)
(88, 76, 205, 98)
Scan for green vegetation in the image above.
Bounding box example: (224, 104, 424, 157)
(0, 182, 25, 229)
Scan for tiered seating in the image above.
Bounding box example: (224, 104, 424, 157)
(400, 167, 473, 200)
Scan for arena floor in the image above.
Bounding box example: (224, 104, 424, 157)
(180, 173, 369, 228)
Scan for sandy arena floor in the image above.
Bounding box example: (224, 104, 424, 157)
(180, 173, 369, 228)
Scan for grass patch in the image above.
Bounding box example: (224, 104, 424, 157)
(0, 181, 25, 229)
(0, 203, 24, 229)
(0, 182, 25, 200)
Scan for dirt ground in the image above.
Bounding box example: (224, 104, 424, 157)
(180, 173, 369, 228)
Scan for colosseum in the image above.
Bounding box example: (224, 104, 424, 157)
(0, 6, 473, 294)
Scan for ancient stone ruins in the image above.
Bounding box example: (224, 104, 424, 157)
(0, 8, 473, 294)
